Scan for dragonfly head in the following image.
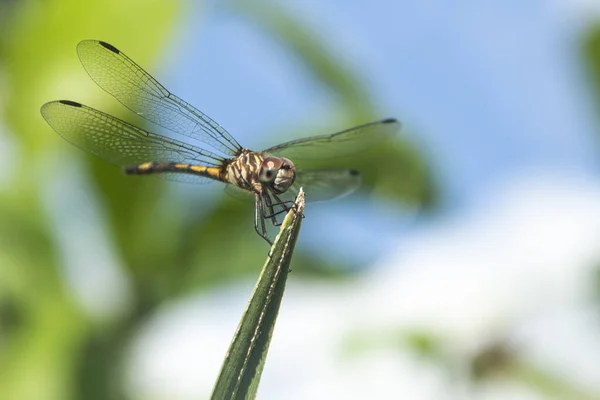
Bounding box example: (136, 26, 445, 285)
(259, 156, 296, 194)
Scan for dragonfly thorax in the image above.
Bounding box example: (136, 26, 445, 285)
(225, 151, 295, 194)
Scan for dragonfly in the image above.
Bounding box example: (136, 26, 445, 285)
(40, 40, 399, 244)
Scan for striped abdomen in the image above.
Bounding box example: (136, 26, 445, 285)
(124, 162, 224, 181)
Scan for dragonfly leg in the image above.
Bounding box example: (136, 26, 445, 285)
(263, 208, 289, 220)
(271, 193, 305, 221)
(269, 200, 295, 209)
(272, 193, 299, 211)
(263, 193, 295, 226)
(254, 193, 272, 245)
(263, 192, 283, 226)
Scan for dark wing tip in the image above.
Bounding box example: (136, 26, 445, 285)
(349, 169, 360, 177)
(98, 40, 120, 54)
(58, 100, 83, 107)
(380, 118, 401, 134)
(40, 100, 82, 116)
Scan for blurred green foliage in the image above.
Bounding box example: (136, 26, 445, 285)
(0, 1, 181, 399)
(0, 0, 433, 399)
(584, 25, 600, 132)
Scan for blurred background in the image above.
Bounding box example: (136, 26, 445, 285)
(1, 0, 600, 399)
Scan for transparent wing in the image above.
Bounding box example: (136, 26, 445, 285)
(76, 40, 242, 155)
(223, 170, 360, 205)
(224, 183, 254, 202)
(262, 119, 399, 160)
(283, 169, 362, 203)
(41, 100, 226, 184)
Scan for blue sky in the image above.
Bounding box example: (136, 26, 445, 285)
(156, 1, 600, 260)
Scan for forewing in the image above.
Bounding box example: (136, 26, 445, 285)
(262, 119, 399, 160)
(76, 40, 242, 155)
(41, 100, 225, 184)
(283, 169, 362, 203)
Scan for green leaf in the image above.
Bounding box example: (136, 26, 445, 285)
(211, 190, 305, 400)
(583, 25, 600, 140)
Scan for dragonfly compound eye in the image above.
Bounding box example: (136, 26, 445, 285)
(272, 157, 296, 194)
(259, 157, 295, 193)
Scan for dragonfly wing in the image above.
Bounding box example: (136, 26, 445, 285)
(224, 183, 254, 202)
(283, 169, 362, 203)
(262, 119, 399, 160)
(41, 100, 225, 184)
(76, 40, 242, 155)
